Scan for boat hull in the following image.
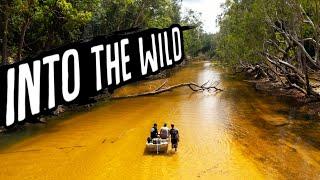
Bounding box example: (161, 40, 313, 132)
(146, 138, 169, 153)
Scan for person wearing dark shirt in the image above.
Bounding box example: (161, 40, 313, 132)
(150, 123, 158, 139)
(169, 123, 179, 151)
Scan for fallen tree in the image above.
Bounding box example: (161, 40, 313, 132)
(112, 80, 223, 99)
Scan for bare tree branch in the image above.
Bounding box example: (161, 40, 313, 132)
(112, 81, 223, 99)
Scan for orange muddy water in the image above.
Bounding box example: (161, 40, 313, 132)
(1, 61, 320, 179)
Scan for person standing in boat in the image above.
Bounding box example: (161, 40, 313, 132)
(169, 124, 179, 151)
(160, 123, 170, 139)
(150, 123, 158, 139)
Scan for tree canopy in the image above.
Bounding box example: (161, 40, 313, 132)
(0, 0, 189, 64)
(215, 0, 320, 97)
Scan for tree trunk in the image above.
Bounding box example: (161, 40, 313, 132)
(132, 1, 146, 27)
(301, 49, 311, 95)
(17, 18, 31, 62)
(44, 28, 54, 51)
(1, 0, 9, 65)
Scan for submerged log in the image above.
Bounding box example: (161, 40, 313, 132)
(112, 80, 223, 99)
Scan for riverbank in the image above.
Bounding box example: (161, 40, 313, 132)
(254, 79, 320, 121)
(216, 62, 320, 121)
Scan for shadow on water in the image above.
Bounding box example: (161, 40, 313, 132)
(0, 102, 108, 151)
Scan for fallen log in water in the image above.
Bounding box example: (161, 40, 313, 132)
(112, 80, 223, 99)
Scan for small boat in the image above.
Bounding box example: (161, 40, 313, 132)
(146, 138, 168, 153)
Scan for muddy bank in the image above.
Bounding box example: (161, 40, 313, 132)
(241, 74, 320, 120)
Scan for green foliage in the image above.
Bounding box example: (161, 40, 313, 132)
(215, 0, 268, 65)
(0, 0, 182, 63)
(215, 0, 320, 66)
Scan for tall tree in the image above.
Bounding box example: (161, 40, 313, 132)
(0, 0, 10, 65)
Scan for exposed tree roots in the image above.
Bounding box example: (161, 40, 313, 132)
(232, 3, 320, 101)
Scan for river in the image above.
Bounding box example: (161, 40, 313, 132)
(0, 61, 320, 179)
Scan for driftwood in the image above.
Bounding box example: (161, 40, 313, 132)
(112, 80, 223, 99)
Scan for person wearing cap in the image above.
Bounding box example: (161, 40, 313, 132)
(160, 123, 170, 139)
(169, 123, 179, 151)
(150, 123, 158, 139)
